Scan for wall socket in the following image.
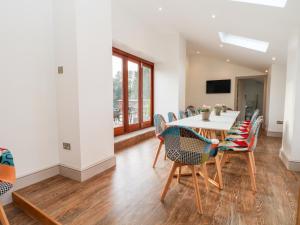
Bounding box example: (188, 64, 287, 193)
(63, 142, 71, 150)
(277, 121, 284, 125)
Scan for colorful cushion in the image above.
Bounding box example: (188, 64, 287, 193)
(0, 148, 15, 196)
(218, 140, 249, 152)
(225, 134, 249, 141)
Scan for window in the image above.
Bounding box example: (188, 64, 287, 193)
(219, 32, 269, 53)
(112, 48, 154, 136)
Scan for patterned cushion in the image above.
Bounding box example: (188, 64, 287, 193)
(218, 140, 249, 152)
(0, 182, 13, 195)
(225, 134, 249, 141)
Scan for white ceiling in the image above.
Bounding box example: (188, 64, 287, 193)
(113, 0, 300, 71)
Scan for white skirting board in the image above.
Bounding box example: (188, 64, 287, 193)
(0, 156, 116, 205)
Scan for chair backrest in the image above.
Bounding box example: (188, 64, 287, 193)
(196, 108, 202, 115)
(168, 112, 178, 123)
(186, 106, 196, 117)
(0, 148, 16, 185)
(154, 114, 166, 136)
(159, 126, 219, 165)
(250, 109, 260, 126)
(247, 116, 263, 151)
(179, 110, 186, 119)
(187, 108, 195, 117)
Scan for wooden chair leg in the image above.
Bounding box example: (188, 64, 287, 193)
(250, 151, 256, 174)
(190, 165, 203, 214)
(177, 166, 181, 183)
(152, 141, 163, 168)
(246, 152, 257, 192)
(202, 163, 209, 192)
(297, 188, 300, 225)
(0, 202, 9, 225)
(164, 151, 167, 160)
(215, 154, 223, 189)
(161, 162, 178, 201)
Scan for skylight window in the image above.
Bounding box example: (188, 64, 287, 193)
(218, 32, 269, 53)
(231, 0, 287, 8)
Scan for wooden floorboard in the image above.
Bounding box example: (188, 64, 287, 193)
(5, 136, 300, 225)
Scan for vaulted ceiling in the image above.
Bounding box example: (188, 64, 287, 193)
(113, 0, 300, 71)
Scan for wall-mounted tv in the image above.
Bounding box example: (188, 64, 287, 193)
(206, 79, 231, 94)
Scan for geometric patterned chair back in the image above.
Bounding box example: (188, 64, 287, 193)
(159, 126, 219, 165)
(247, 116, 263, 152)
(250, 109, 260, 127)
(0, 148, 16, 196)
(154, 114, 166, 136)
(168, 112, 178, 123)
(179, 110, 186, 119)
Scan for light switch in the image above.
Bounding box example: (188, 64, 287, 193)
(63, 142, 71, 150)
(58, 66, 64, 74)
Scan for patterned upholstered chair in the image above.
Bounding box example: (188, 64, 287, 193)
(0, 148, 16, 225)
(218, 116, 263, 192)
(230, 109, 260, 134)
(178, 111, 186, 119)
(159, 126, 222, 214)
(167, 112, 178, 123)
(153, 114, 167, 168)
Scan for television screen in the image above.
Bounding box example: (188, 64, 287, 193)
(206, 79, 231, 94)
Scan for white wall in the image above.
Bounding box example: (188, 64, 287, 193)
(53, 0, 82, 170)
(0, 0, 59, 177)
(186, 55, 264, 109)
(266, 64, 286, 134)
(112, 0, 187, 119)
(281, 32, 300, 162)
(76, 0, 114, 169)
(55, 0, 114, 170)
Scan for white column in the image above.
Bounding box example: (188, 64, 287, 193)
(280, 31, 300, 170)
(54, 0, 115, 180)
(266, 64, 286, 136)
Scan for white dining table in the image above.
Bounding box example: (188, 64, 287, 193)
(167, 110, 240, 131)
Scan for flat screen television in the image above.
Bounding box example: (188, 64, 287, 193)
(206, 79, 231, 94)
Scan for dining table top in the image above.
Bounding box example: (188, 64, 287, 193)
(167, 110, 240, 131)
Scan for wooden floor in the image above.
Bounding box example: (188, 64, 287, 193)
(6, 135, 300, 225)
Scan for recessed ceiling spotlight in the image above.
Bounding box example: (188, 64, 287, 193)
(226, 59, 230, 62)
(158, 7, 163, 11)
(211, 14, 216, 19)
(220, 44, 224, 48)
(272, 57, 276, 61)
(196, 51, 200, 54)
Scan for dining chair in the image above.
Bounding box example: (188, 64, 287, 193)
(167, 112, 178, 123)
(153, 114, 167, 168)
(187, 108, 195, 117)
(218, 116, 263, 192)
(225, 116, 263, 141)
(196, 108, 202, 115)
(159, 126, 222, 214)
(179, 110, 186, 119)
(229, 109, 260, 135)
(0, 148, 16, 225)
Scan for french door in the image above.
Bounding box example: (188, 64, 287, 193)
(112, 48, 154, 136)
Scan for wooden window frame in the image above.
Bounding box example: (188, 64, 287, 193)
(113, 47, 154, 136)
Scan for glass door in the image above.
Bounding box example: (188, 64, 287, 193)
(112, 48, 154, 136)
(112, 55, 124, 136)
(127, 60, 140, 132)
(141, 64, 153, 128)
